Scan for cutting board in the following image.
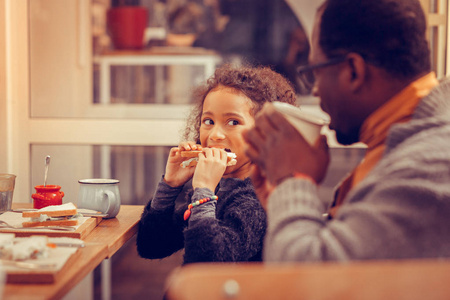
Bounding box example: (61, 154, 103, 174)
(0, 212, 102, 239)
(4, 245, 81, 283)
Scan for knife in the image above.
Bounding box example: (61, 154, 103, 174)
(49, 242, 85, 248)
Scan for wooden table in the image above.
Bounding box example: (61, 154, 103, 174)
(2, 205, 144, 300)
(167, 259, 450, 300)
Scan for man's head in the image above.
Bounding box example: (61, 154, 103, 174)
(310, 0, 431, 145)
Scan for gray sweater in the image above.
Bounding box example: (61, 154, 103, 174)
(264, 79, 450, 262)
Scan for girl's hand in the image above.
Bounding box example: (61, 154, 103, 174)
(192, 148, 227, 192)
(164, 142, 202, 187)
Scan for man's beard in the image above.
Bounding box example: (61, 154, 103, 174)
(335, 127, 360, 146)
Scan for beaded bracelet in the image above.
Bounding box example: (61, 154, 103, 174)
(183, 195, 218, 221)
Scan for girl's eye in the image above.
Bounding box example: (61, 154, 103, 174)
(203, 118, 214, 125)
(227, 120, 239, 126)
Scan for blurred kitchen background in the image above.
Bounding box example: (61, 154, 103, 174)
(1, 0, 447, 299)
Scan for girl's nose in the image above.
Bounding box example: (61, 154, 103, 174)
(210, 125, 226, 140)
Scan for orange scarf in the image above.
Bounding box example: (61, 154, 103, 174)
(329, 73, 438, 217)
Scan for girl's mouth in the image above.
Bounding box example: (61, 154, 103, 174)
(209, 146, 231, 152)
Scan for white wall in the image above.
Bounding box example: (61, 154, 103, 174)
(30, 0, 92, 117)
(0, 0, 32, 202)
(0, 0, 7, 172)
(286, 0, 325, 37)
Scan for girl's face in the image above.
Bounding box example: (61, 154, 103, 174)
(199, 86, 255, 179)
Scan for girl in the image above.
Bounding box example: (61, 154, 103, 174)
(137, 64, 296, 264)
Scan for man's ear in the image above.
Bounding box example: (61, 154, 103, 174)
(343, 53, 366, 92)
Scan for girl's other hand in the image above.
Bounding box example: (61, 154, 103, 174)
(164, 142, 202, 187)
(192, 148, 227, 192)
(178, 142, 202, 152)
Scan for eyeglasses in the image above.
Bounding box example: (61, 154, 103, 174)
(296, 56, 348, 94)
(297, 57, 348, 74)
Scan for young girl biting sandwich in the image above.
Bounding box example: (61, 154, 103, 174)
(137, 64, 297, 264)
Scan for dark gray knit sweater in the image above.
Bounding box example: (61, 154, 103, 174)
(137, 176, 266, 264)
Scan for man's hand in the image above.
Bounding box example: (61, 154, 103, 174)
(244, 103, 330, 185)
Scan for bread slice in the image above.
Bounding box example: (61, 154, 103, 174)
(180, 150, 203, 158)
(180, 151, 237, 168)
(22, 219, 78, 228)
(22, 202, 77, 218)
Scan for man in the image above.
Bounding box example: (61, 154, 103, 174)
(244, 0, 450, 262)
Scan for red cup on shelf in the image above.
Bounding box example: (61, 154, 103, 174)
(31, 185, 65, 209)
(107, 6, 148, 50)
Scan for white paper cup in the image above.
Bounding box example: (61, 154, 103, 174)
(272, 102, 329, 146)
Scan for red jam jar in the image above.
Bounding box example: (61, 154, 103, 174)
(31, 185, 65, 209)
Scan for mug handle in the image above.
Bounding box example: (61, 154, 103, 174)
(102, 190, 115, 217)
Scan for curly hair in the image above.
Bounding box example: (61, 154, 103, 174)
(320, 0, 430, 78)
(183, 64, 297, 142)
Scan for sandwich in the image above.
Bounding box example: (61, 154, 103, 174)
(0, 233, 15, 259)
(9, 236, 49, 260)
(21, 202, 80, 228)
(180, 150, 237, 168)
(0, 234, 49, 260)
